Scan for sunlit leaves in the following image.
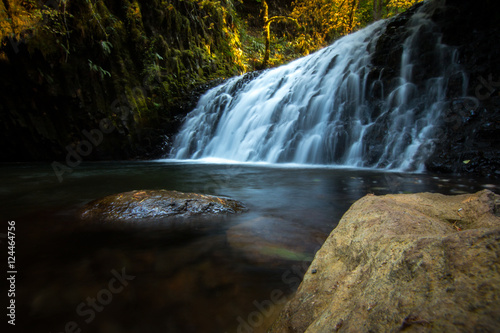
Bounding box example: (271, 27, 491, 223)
(291, 0, 361, 53)
(0, 0, 72, 58)
(0, 0, 44, 39)
(290, 0, 423, 55)
(387, 0, 420, 14)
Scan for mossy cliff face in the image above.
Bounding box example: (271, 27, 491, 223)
(0, 0, 244, 161)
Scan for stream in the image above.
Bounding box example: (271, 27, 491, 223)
(1, 160, 498, 333)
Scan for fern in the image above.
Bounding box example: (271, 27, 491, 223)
(88, 59, 111, 79)
(100, 40, 113, 56)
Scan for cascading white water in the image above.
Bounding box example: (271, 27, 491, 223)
(170, 0, 464, 171)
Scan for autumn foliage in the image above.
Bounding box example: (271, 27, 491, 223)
(291, 0, 422, 54)
(1, 0, 423, 70)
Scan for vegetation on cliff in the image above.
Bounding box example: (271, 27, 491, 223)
(0, 0, 246, 161)
(0, 0, 423, 162)
(2, 0, 497, 178)
(290, 0, 421, 54)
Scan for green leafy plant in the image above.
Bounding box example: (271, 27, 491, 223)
(100, 40, 113, 56)
(88, 59, 111, 79)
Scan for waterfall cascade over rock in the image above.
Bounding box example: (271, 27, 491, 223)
(170, 0, 466, 171)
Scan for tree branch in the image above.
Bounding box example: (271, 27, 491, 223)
(265, 16, 298, 26)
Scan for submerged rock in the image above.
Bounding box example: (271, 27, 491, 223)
(80, 190, 246, 222)
(270, 190, 500, 332)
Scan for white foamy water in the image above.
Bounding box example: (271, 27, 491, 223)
(170, 0, 464, 171)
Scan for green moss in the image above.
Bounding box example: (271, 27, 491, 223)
(0, 0, 251, 160)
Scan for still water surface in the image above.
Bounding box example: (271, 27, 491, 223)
(0, 161, 497, 332)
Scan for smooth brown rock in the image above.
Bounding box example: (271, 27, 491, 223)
(270, 190, 500, 332)
(80, 190, 247, 222)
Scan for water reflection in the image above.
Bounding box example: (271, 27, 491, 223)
(0, 161, 497, 332)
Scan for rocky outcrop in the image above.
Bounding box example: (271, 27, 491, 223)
(368, 0, 500, 178)
(424, 0, 500, 178)
(0, 0, 244, 161)
(270, 190, 500, 332)
(80, 190, 246, 222)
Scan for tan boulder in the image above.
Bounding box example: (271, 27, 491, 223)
(270, 190, 500, 332)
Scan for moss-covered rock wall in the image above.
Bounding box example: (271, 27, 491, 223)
(0, 0, 245, 161)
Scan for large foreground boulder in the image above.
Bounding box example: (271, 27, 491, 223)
(80, 190, 246, 222)
(270, 190, 500, 332)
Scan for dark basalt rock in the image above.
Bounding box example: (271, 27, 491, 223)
(423, 0, 500, 178)
(80, 190, 247, 222)
(367, 0, 500, 178)
(370, 2, 423, 87)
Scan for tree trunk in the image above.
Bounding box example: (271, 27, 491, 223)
(262, 0, 270, 68)
(348, 0, 358, 32)
(260, 0, 297, 69)
(2, 0, 10, 11)
(373, 0, 383, 20)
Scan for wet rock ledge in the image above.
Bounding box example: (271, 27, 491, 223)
(80, 190, 246, 222)
(270, 190, 500, 333)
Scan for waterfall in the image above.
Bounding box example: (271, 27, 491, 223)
(170, 0, 464, 171)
